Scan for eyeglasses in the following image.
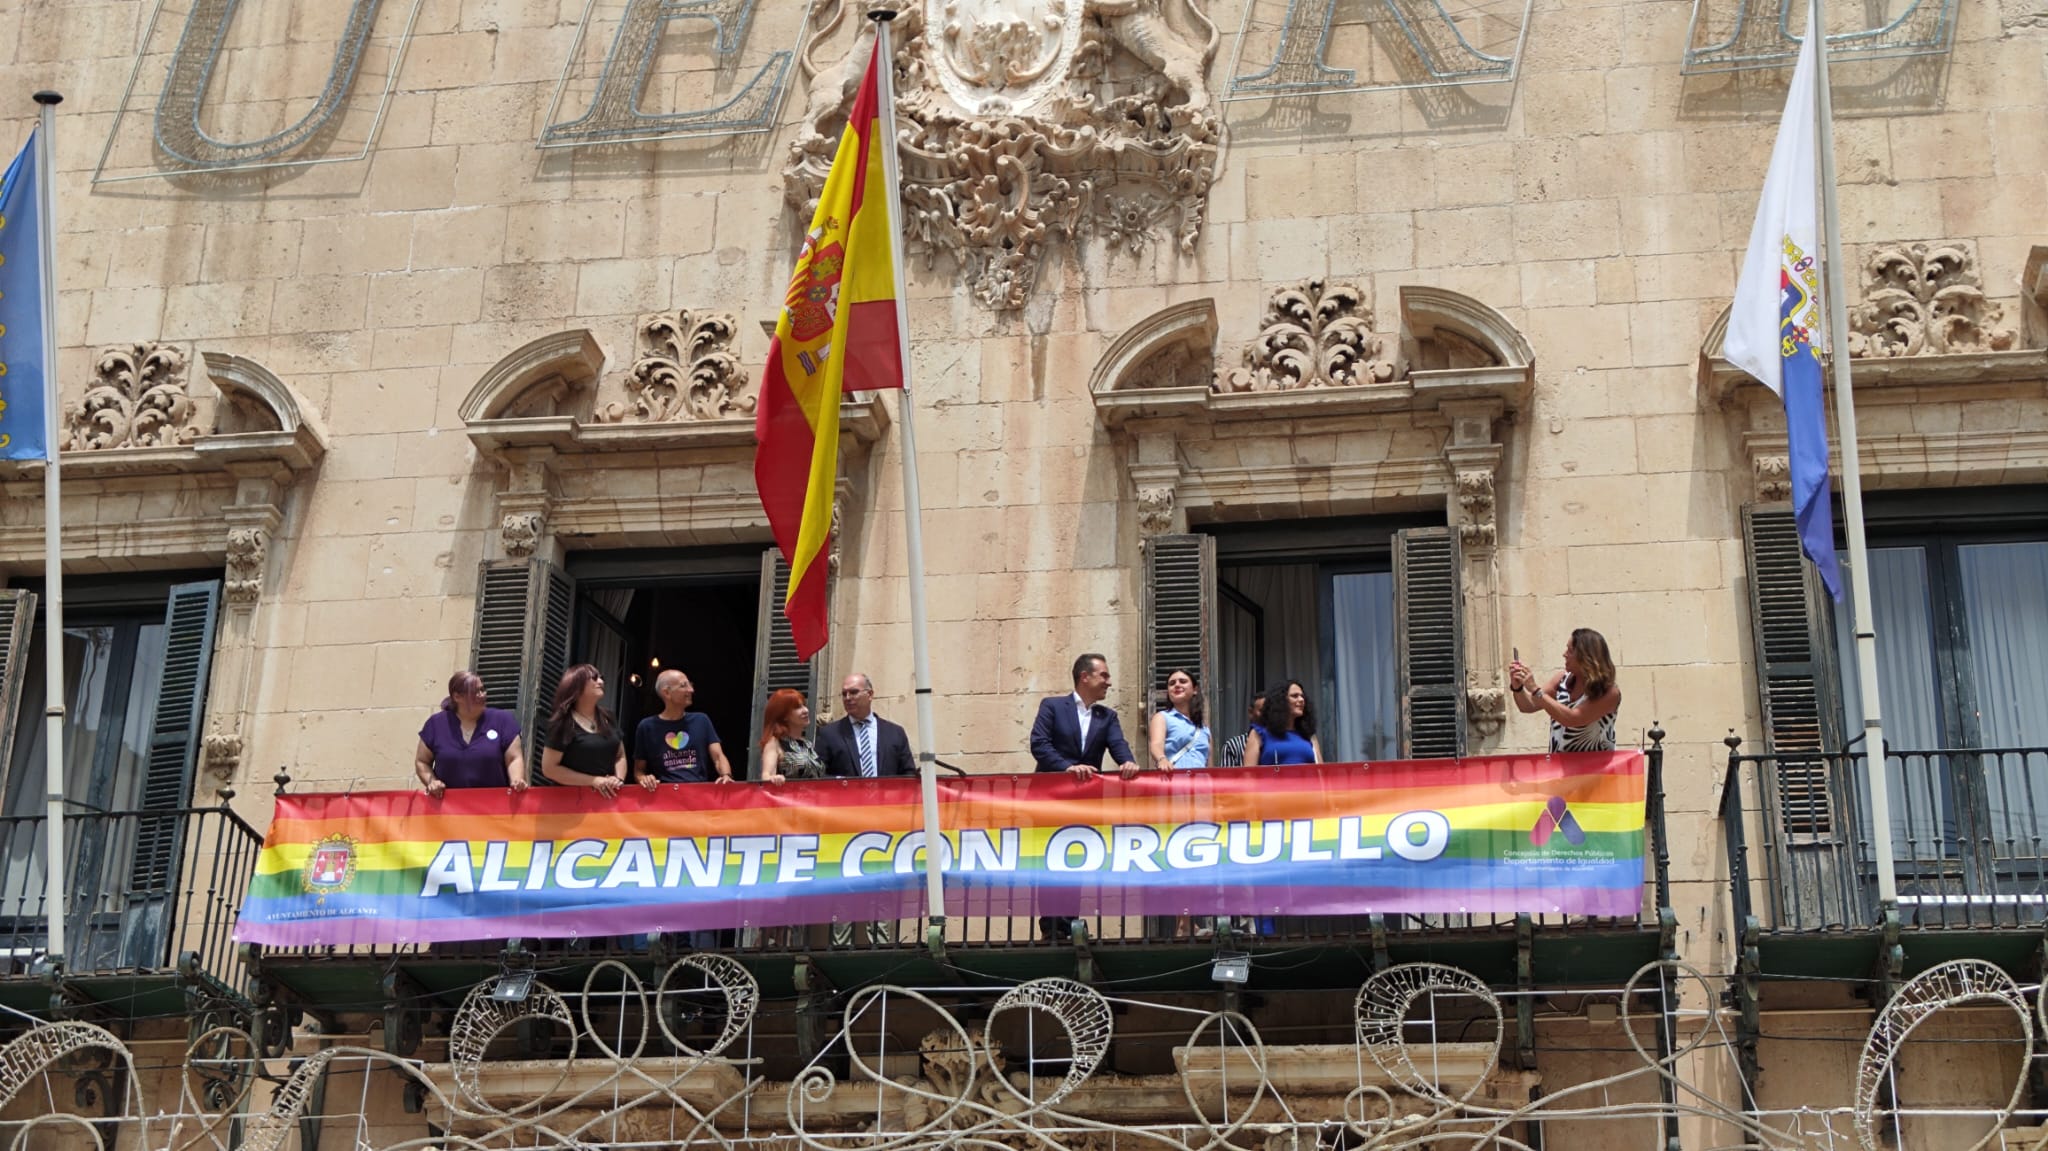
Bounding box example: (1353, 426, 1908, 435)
(841, 688, 870, 697)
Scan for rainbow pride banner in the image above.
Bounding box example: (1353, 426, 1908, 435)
(235, 753, 1646, 946)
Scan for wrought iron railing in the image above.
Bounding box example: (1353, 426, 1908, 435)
(1722, 736, 2048, 931)
(0, 804, 262, 990)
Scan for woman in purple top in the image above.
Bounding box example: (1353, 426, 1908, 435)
(413, 670, 529, 796)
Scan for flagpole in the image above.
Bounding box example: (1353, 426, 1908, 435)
(32, 90, 67, 964)
(866, 10, 947, 953)
(1809, 2, 1896, 909)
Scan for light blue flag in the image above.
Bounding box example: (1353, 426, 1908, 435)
(0, 129, 49, 461)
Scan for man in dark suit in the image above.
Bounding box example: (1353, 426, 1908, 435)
(1029, 653, 1140, 943)
(818, 673, 917, 779)
(1028, 653, 1140, 780)
(818, 672, 915, 946)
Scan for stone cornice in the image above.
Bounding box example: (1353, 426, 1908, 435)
(1179, 455, 1451, 521)
(464, 396, 890, 459)
(550, 490, 772, 542)
(1704, 345, 2048, 407)
(1739, 427, 2048, 488)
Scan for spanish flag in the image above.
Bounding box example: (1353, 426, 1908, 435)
(755, 36, 903, 660)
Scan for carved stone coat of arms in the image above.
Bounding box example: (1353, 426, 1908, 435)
(787, 0, 1223, 310)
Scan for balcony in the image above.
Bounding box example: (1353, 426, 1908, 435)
(0, 803, 262, 1021)
(1721, 737, 2048, 984)
(242, 743, 1675, 1058)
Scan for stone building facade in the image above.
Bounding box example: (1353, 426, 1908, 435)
(1, 0, 2047, 1147)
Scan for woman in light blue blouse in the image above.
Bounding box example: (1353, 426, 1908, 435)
(1148, 669, 1211, 769)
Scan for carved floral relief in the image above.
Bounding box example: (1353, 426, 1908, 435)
(1225, 281, 1400, 392)
(598, 310, 751, 423)
(64, 343, 201, 450)
(1848, 242, 2017, 358)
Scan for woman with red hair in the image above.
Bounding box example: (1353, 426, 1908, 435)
(758, 688, 826, 784)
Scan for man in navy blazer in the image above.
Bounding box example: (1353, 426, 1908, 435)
(1029, 652, 1139, 943)
(1029, 652, 1140, 780)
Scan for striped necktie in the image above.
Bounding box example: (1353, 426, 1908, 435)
(857, 720, 876, 778)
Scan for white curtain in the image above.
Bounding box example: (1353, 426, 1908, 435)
(1329, 572, 1397, 762)
(1212, 564, 1396, 762)
(1837, 548, 1945, 853)
(1958, 542, 2048, 845)
(1959, 542, 2048, 747)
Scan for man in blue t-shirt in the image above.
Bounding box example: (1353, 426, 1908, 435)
(631, 670, 734, 787)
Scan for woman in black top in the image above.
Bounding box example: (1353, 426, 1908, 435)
(541, 664, 627, 797)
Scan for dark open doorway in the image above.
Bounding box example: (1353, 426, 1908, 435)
(567, 548, 763, 778)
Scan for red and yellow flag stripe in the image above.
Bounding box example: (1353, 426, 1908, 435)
(754, 36, 903, 659)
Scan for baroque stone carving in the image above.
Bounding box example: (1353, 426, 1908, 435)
(64, 343, 200, 450)
(501, 512, 545, 558)
(599, 310, 750, 423)
(790, 0, 1222, 310)
(1136, 485, 1175, 534)
(1225, 281, 1399, 392)
(1753, 454, 1790, 501)
(203, 727, 243, 788)
(224, 527, 267, 606)
(1465, 688, 1506, 740)
(1848, 242, 2017, 358)
(1454, 470, 1495, 548)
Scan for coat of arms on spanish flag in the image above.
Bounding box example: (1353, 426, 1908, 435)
(755, 35, 904, 660)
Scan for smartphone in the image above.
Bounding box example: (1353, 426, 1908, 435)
(1512, 647, 1519, 662)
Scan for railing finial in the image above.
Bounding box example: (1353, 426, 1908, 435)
(1724, 729, 1742, 752)
(273, 767, 291, 796)
(1647, 722, 1665, 747)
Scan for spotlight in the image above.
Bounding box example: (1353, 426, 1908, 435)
(1210, 951, 1251, 985)
(649, 656, 661, 668)
(491, 970, 536, 1003)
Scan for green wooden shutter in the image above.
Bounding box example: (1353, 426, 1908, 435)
(470, 558, 577, 772)
(1142, 533, 1215, 765)
(750, 549, 819, 778)
(120, 579, 221, 968)
(471, 561, 533, 735)
(0, 589, 35, 773)
(1396, 527, 1465, 759)
(534, 563, 577, 751)
(1742, 504, 1842, 836)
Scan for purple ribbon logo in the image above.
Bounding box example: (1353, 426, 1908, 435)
(1531, 795, 1586, 847)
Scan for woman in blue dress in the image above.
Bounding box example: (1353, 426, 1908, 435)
(1243, 680, 1321, 766)
(1148, 668, 1211, 769)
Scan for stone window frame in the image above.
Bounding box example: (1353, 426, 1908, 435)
(0, 348, 327, 795)
(1700, 242, 2048, 505)
(1088, 284, 1535, 747)
(1706, 241, 2048, 794)
(457, 323, 890, 564)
